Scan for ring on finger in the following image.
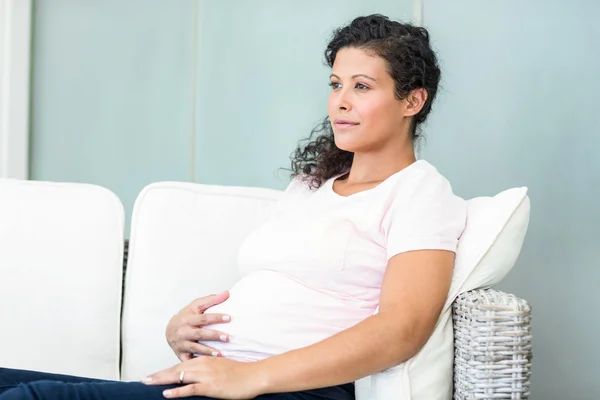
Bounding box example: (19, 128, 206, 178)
(179, 370, 185, 384)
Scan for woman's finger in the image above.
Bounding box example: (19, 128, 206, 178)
(163, 383, 207, 399)
(178, 353, 192, 362)
(185, 313, 231, 328)
(190, 291, 230, 313)
(184, 341, 223, 357)
(143, 365, 180, 385)
(144, 367, 203, 386)
(182, 325, 229, 342)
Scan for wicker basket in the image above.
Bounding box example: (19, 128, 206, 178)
(453, 289, 533, 399)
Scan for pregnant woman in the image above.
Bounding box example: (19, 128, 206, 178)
(0, 14, 466, 400)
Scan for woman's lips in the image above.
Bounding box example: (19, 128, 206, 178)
(334, 120, 360, 130)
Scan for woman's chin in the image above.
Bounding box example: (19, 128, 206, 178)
(333, 136, 362, 153)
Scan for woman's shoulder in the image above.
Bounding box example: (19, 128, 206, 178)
(383, 160, 467, 256)
(382, 160, 457, 197)
(385, 159, 466, 214)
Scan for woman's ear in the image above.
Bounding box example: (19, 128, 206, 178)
(404, 88, 428, 117)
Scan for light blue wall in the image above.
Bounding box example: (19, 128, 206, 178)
(31, 0, 412, 228)
(30, 0, 196, 229)
(421, 1, 600, 398)
(193, 0, 413, 189)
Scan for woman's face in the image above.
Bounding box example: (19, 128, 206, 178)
(328, 47, 410, 153)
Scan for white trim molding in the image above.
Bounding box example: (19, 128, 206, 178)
(412, 0, 423, 26)
(0, 0, 32, 180)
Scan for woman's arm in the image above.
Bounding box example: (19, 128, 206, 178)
(253, 249, 455, 393)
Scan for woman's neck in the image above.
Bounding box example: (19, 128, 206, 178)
(344, 146, 416, 185)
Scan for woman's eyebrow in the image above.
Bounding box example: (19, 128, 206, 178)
(329, 73, 377, 82)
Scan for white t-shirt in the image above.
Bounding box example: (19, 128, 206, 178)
(201, 160, 467, 362)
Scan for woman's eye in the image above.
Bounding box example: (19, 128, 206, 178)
(329, 82, 341, 89)
(355, 83, 369, 90)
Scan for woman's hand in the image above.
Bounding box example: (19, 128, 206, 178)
(143, 357, 264, 399)
(166, 292, 231, 361)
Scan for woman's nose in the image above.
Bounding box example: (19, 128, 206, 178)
(337, 91, 352, 111)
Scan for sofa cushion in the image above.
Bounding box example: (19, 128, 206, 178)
(0, 179, 124, 379)
(121, 182, 282, 381)
(452, 187, 530, 295)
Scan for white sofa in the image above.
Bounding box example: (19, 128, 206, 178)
(0, 178, 532, 400)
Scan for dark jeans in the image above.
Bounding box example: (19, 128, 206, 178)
(0, 368, 354, 400)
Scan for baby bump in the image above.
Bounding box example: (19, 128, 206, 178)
(198, 270, 372, 361)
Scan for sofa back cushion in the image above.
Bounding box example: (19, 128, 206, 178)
(121, 182, 281, 381)
(0, 179, 124, 379)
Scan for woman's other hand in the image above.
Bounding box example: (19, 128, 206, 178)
(166, 292, 231, 361)
(144, 356, 264, 400)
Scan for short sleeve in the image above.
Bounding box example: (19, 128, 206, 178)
(382, 172, 467, 260)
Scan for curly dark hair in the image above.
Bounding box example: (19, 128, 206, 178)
(289, 14, 441, 189)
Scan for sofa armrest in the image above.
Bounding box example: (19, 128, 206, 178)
(453, 289, 532, 399)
